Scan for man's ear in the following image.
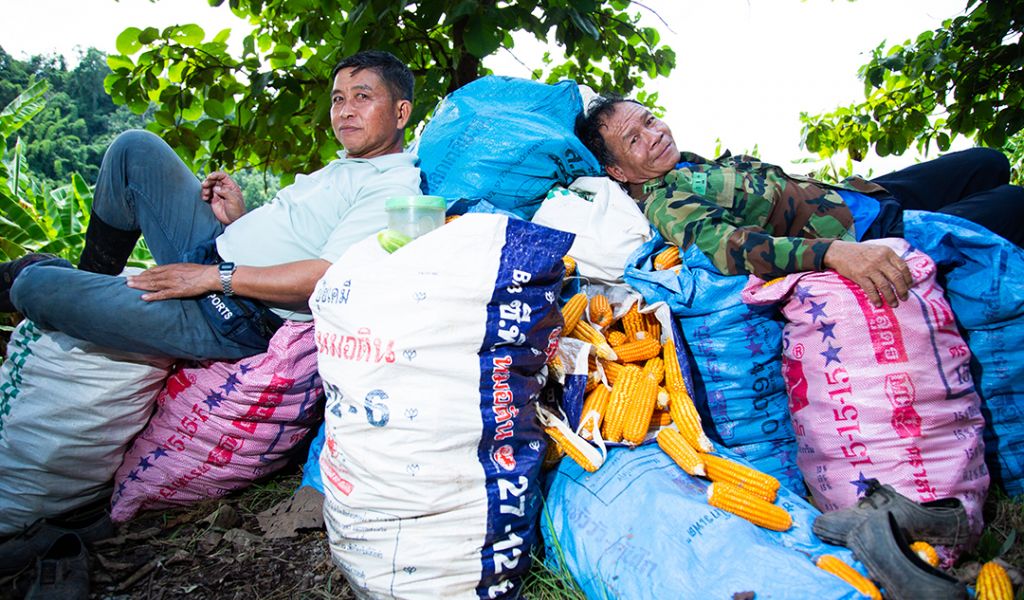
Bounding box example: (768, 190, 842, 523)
(605, 163, 627, 183)
(395, 99, 412, 129)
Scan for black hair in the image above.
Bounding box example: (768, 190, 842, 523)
(575, 95, 643, 167)
(331, 50, 414, 104)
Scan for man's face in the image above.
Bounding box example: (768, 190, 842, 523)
(599, 102, 679, 184)
(330, 67, 411, 159)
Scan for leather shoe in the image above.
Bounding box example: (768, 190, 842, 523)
(847, 512, 966, 600)
(813, 478, 969, 547)
(25, 533, 89, 600)
(0, 252, 57, 312)
(0, 507, 112, 577)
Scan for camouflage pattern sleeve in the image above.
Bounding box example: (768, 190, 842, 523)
(645, 191, 841, 279)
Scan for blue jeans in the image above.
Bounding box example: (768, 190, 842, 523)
(10, 130, 275, 360)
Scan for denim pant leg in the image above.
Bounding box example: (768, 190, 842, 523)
(10, 260, 267, 360)
(93, 130, 224, 264)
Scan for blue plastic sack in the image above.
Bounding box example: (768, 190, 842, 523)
(903, 210, 1024, 496)
(625, 234, 803, 493)
(417, 76, 601, 220)
(542, 444, 870, 600)
(299, 422, 326, 492)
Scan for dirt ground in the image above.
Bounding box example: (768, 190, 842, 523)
(0, 472, 355, 600)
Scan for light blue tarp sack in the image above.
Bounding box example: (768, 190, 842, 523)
(417, 76, 602, 220)
(542, 444, 870, 600)
(624, 233, 804, 494)
(903, 210, 1024, 496)
(300, 422, 326, 492)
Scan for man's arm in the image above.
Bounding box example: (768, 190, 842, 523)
(645, 193, 911, 307)
(125, 259, 330, 309)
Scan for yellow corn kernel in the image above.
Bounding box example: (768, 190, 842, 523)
(649, 409, 672, 428)
(623, 372, 659, 444)
(910, 541, 939, 567)
(663, 339, 688, 394)
(641, 356, 665, 385)
(656, 386, 669, 410)
(702, 452, 779, 503)
(976, 561, 1014, 600)
(547, 354, 564, 380)
(622, 303, 644, 340)
(606, 330, 628, 347)
(588, 294, 614, 329)
(600, 359, 622, 386)
(668, 389, 714, 454)
(815, 555, 882, 600)
(584, 369, 601, 392)
(545, 426, 600, 473)
(707, 482, 792, 531)
(657, 427, 706, 476)
(612, 337, 662, 363)
(579, 383, 611, 440)
(561, 293, 587, 336)
(562, 255, 577, 278)
(571, 321, 617, 361)
(653, 245, 682, 271)
(642, 311, 661, 342)
(542, 436, 565, 469)
(602, 365, 642, 443)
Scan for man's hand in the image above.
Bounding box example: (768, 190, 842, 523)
(823, 240, 913, 308)
(126, 263, 219, 302)
(200, 171, 246, 225)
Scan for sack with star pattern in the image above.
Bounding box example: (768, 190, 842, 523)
(110, 320, 322, 522)
(743, 237, 987, 544)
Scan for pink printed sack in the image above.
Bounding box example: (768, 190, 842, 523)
(743, 238, 988, 541)
(110, 321, 322, 522)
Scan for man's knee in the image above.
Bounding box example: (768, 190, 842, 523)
(956, 147, 1011, 183)
(105, 129, 169, 164)
(10, 264, 70, 325)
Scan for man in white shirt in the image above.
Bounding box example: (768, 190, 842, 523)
(0, 50, 422, 360)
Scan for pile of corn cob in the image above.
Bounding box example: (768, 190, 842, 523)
(543, 282, 794, 533)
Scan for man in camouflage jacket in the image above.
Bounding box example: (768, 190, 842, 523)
(577, 96, 1023, 309)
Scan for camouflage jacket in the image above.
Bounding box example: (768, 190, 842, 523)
(643, 151, 889, 279)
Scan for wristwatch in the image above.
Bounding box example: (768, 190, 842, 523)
(218, 262, 237, 296)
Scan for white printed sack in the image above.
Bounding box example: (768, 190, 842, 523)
(532, 176, 653, 284)
(743, 238, 988, 543)
(312, 214, 573, 599)
(0, 320, 172, 535)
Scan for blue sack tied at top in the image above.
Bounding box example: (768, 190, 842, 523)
(417, 76, 602, 220)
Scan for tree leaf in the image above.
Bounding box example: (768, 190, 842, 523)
(115, 27, 143, 55)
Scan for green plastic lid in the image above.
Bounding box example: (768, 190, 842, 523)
(385, 195, 447, 211)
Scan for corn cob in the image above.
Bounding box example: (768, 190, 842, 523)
(562, 255, 577, 278)
(623, 372, 660, 444)
(542, 436, 565, 469)
(579, 383, 611, 440)
(656, 386, 669, 410)
(445, 214, 461, 224)
(815, 555, 882, 600)
(602, 365, 642, 443)
(910, 541, 939, 567)
(642, 311, 661, 342)
(571, 321, 617, 360)
(584, 369, 601, 392)
(588, 294, 614, 329)
(561, 293, 587, 335)
(702, 452, 779, 502)
(668, 389, 714, 453)
(622, 303, 645, 340)
(547, 354, 565, 380)
(654, 245, 682, 271)
(545, 426, 600, 472)
(606, 330, 628, 346)
(649, 409, 672, 428)
(663, 339, 688, 394)
(657, 427, 706, 476)
(641, 356, 665, 385)
(976, 561, 1014, 600)
(707, 481, 792, 531)
(600, 359, 622, 386)
(612, 337, 662, 363)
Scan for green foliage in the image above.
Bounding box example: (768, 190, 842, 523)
(0, 79, 153, 266)
(800, 0, 1024, 178)
(104, 0, 676, 180)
